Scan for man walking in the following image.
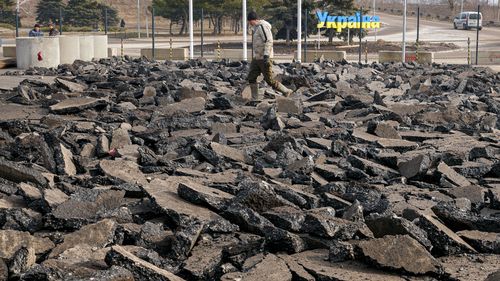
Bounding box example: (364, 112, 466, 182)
(247, 11, 292, 100)
(28, 24, 43, 37)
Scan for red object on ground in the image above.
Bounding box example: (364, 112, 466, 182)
(37, 51, 43, 61)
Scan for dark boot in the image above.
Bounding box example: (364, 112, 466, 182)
(250, 83, 260, 100)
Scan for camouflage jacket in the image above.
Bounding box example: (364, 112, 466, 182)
(252, 20, 274, 60)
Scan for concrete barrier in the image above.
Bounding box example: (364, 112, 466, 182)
(2, 45, 16, 58)
(218, 49, 252, 61)
(379, 51, 434, 64)
(140, 48, 188, 60)
(14, 36, 109, 68)
(295, 50, 346, 62)
(16, 37, 60, 69)
(93, 35, 108, 59)
(471, 51, 500, 65)
(59, 36, 80, 64)
(108, 47, 119, 57)
(79, 36, 95, 61)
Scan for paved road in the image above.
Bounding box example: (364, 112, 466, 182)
(373, 12, 500, 49)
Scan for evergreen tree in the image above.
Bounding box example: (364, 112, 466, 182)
(65, 0, 101, 27)
(99, 4, 119, 27)
(0, 0, 14, 10)
(63, 0, 118, 28)
(0, 0, 16, 25)
(262, 0, 316, 43)
(153, 0, 189, 35)
(36, 0, 64, 24)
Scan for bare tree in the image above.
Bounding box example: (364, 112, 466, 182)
(447, 0, 456, 13)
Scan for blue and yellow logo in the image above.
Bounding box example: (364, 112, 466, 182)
(316, 11, 381, 32)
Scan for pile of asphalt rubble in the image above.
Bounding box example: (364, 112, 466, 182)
(0, 56, 499, 281)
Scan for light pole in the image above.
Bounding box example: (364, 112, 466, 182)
(152, 6, 155, 60)
(137, 0, 141, 38)
(402, 0, 407, 62)
(145, 6, 149, 38)
(189, 0, 194, 59)
(59, 6, 63, 35)
(373, 0, 377, 41)
(243, 0, 247, 61)
(15, 0, 30, 37)
(105, 8, 108, 35)
(297, 0, 302, 62)
(15, 3, 19, 37)
(497, 0, 500, 21)
(461, 0, 464, 13)
(476, 5, 480, 65)
(201, 8, 204, 57)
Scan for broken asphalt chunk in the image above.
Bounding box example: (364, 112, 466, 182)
(354, 235, 443, 276)
(49, 97, 107, 114)
(106, 245, 185, 281)
(0, 159, 48, 187)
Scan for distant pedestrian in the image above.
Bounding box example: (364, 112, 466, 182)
(120, 19, 127, 39)
(28, 24, 43, 37)
(48, 23, 59, 36)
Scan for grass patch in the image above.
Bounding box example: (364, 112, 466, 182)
(0, 23, 15, 30)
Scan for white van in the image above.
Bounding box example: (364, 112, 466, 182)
(453, 12, 483, 30)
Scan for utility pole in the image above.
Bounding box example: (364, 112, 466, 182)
(201, 8, 204, 57)
(304, 9, 307, 63)
(16, 0, 20, 37)
(373, 0, 377, 41)
(59, 6, 63, 35)
(402, 0, 407, 62)
(105, 8, 108, 35)
(417, 6, 420, 43)
(476, 5, 480, 65)
(189, 0, 194, 59)
(243, 0, 247, 61)
(152, 6, 155, 60)
(497, 0, 500, 21)
(297, 0, 302, 62)
(145, 6, 149, 38)
(15, 7, 19, 37)
(461, 0, 464, 13)
(137, 0, 141, 38)
(359, 7, 363, 64)
(15, 0, 30, 37)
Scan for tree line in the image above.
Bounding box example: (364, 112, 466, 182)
(1, 0, 365, 41)
(0, 0, 119, 28)
(0, 0, 16, 26)
(37, 0, 119, 28)
(152, 0, 365, 42)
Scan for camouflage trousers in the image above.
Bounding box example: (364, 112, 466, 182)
(247, 59, 279, 89)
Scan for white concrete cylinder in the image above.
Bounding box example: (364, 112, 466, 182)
(79, 36, 95, 61)
(59, 36, 80, 64)
(16, 37, 60, 69)
(93, 35, 108, 59)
